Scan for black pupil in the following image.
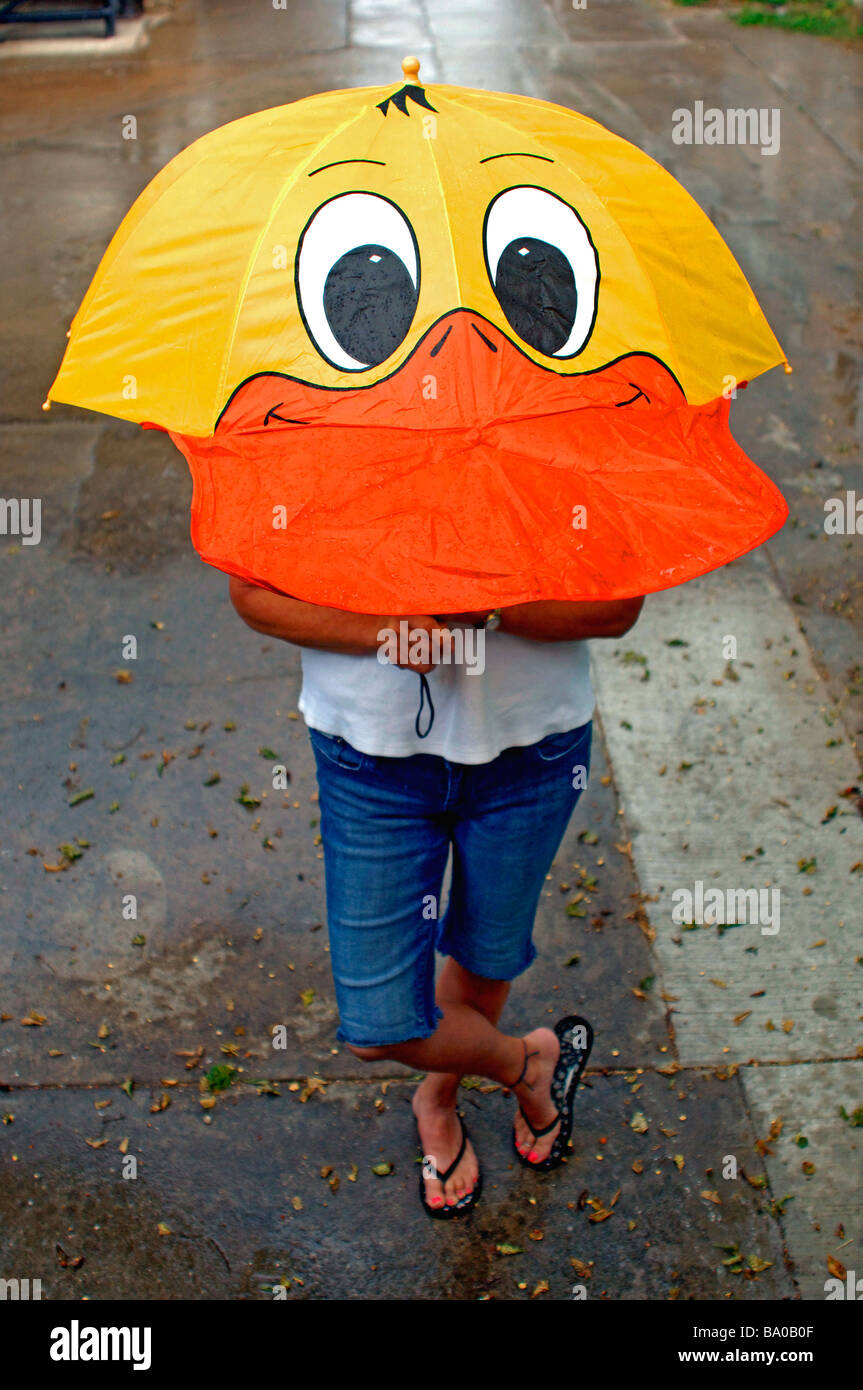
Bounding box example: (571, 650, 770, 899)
(323, 244, 416, 367)
(494, 237, 577, 355)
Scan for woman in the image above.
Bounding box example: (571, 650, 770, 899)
(230, 580, 643, 1217)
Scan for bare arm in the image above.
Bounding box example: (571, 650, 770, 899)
(497, 597, 644, 642)
(228, 576, 447, 670)
(229, 576, 385, 654)
(229, 577, 643, 665)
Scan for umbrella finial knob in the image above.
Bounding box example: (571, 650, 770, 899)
(402, 55, 421, 85)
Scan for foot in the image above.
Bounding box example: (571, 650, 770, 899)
(412, 1076, 480, 1210)
(512, 1027, 562, 1165)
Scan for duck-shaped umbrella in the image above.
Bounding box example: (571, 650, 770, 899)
(47, 57, 789, 613)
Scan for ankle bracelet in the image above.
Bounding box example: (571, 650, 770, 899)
(509, 1039, 539, 1090)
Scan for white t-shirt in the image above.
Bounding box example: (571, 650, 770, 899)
(298, 624, 594, 765)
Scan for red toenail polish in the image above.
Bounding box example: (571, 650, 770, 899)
(528, 1151, 538, 1162)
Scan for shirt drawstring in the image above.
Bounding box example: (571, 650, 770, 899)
(416, 672, 435, 738)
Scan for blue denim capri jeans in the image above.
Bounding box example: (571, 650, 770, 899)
(308, 721, 592, 1047)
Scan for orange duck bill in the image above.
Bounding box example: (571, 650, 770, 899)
(169, 309, 788, 615)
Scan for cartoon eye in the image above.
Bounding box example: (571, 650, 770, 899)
(296, 192, 419, 370)
(484, 187, 598, 357)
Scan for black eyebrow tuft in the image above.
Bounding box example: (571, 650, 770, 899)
(377, 84, 438, 117)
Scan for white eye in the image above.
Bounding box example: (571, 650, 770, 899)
(484, 186, 598, 357)
(296, 192, 419, 371)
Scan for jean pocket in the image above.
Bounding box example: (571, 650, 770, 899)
(534, 722, 592, 764)
(309, 728, 371, 772)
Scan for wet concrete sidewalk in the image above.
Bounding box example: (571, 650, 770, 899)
(1, 0, 860, 1299)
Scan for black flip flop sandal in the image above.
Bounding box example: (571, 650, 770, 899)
(512, 1014, 593, 1173)
(418, 1114, 483, 1220)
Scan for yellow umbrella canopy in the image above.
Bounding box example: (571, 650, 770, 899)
(49, 59, 786, 436)
(46, 60, 789, 612)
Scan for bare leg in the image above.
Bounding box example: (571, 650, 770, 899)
(349, 988, 562, 1207)
(427, 957, 511, 1100)
(412, 960, 509, 1208)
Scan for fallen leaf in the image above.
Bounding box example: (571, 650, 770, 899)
(55, 1245, 84, 1269)
(175, 1045, 204, 1071)
(630, 1111, 648, 1134)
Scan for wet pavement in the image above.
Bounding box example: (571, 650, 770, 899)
(0, 0, 861, 1300)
